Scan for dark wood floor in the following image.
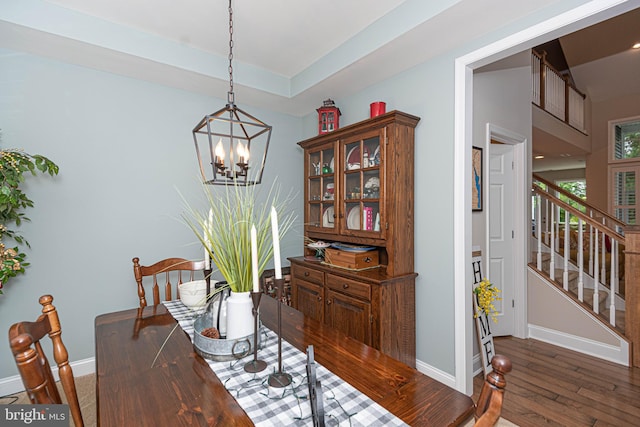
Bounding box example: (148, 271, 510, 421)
(472, 336, 640, 427)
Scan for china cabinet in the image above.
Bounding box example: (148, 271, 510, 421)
(290, 110, 419, 367)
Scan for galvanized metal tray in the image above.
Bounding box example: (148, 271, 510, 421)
(193, 311, 260, 361)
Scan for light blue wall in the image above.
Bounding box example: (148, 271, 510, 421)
(0, 50, 303, 379)
(325, 55, 460, 373)
(0, 0, 602, 381)
(300, 0, 594, 375)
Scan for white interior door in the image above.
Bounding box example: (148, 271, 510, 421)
(488, 143, 515, 336)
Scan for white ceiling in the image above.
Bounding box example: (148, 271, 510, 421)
(1, 0, 593, 116)
(46, 0, 406, 78)
(2, 0, 639, 172)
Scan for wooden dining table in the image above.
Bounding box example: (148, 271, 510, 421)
(95, 295, 475, 426)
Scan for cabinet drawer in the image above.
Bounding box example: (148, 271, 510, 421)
(292, 265, 324, 286)
(326, 274, 371, 301)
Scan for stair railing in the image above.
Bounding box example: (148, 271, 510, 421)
(532, 181, 625, 328)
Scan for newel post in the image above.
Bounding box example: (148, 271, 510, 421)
(624, 225, 640, 367)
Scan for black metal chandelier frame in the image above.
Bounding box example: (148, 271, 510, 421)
(192, 0, 272, 186)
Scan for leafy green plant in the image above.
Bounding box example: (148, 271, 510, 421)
(0, 134, 59, 294)
(182, 181, 296, 293)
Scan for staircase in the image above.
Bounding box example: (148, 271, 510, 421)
(536, 251, 625, 333)
(531, 174, 630, 358)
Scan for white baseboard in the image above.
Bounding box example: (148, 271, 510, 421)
(415, 358, 457, 389)
(0, 357, 95, 397)
(528, 324, 629, 366)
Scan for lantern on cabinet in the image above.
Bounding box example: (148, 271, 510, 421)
(317, 99, 341, 134)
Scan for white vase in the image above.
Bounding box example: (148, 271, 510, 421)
(225, 291, 254, 340)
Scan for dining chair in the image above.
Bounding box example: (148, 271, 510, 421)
(132, 257, 209, 307)
(474, 354, 512, 427)
(8, 294, 84, 427)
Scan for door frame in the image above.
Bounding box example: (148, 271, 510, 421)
(485, 124, 528, 339)
(453, 0, 636, 395)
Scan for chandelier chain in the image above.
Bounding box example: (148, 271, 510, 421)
(227, 0, 234, 105)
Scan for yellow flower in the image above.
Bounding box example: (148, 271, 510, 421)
(473, 278, 501, 323)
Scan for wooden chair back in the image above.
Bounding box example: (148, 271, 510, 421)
(474, 354, 512, 426)
(8, 294, 84, 427)
(132, 257, 208, 307)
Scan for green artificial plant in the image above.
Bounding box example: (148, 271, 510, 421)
(182, 180, 296, 293)
(0, 132, 59, 294)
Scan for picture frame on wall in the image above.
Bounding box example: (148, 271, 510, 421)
(472, 146, 483, 211)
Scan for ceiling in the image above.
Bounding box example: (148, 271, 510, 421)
(1, 1, 639, 172)
(3, 0, 619, 116)
(534, 8, 640, 172)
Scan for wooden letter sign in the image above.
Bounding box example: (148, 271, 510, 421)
(472, 248, 495, 376)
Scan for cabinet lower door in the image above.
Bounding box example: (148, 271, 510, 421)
(325, 289, 372, 346)
(292, 280, 324, 322)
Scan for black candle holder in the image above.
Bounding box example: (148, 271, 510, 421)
(244, 291, 267, 373)
(267, 278, 292, 387)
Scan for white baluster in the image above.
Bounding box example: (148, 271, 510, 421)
(600, 222, 607, 288)
(588, 221, 594, 276)
(545, 198, 550, 246)
(563, 211, 569, 291)
(536, 194, 542, 269)
(577, 219, 584, 302)
(554, 205, 560, 253)
(593, 229, 600, 314)
(550, 205, 556, 281)
(610, 237, 617, 327)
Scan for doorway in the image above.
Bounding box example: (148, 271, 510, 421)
(454, 0, 635, 395)
(487, 126, 527, 338)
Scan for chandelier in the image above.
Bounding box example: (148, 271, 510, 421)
(192, 0, 272, 186)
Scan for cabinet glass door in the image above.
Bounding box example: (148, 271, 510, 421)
(307, 146, 336, 231)
(341, 133, 382, 235)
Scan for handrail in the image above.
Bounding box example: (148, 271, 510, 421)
(532, 186, 625, 244)
(533, 173, 626, 232)
(533, 182, 627, 326)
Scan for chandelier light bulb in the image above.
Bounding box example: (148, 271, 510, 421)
(237, 141, 249, 162)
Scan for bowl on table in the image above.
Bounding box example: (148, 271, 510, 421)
(179, 280, 208, 310)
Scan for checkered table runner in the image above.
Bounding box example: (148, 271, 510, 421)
(164, 300, 407, 427)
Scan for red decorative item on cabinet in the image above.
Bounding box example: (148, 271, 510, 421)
(317, 99, 341, 134)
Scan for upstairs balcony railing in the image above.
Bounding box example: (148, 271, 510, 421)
(532, 50, 586, 133)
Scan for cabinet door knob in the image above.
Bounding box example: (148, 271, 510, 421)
(317, 296, 322, 302)
(342, 283, 349, 289)
(304, 271, 309, 277)
(326, 299, 332, 305)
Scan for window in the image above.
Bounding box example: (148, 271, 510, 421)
(557, 179, 586, 223)
(611, 166, 637, 224)
(612, 118, 640, 161)
(609, 116, 640, 224)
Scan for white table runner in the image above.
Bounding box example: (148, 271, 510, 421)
(164, 300, 407, 427)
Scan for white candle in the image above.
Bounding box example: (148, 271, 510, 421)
(203, 218, 210, 269)
(251, 225, 259, 293)
(271, 206, 282, 279)
(204, 208, 213, 269)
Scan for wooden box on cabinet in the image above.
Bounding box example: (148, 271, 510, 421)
(324, 248, 379, 270)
